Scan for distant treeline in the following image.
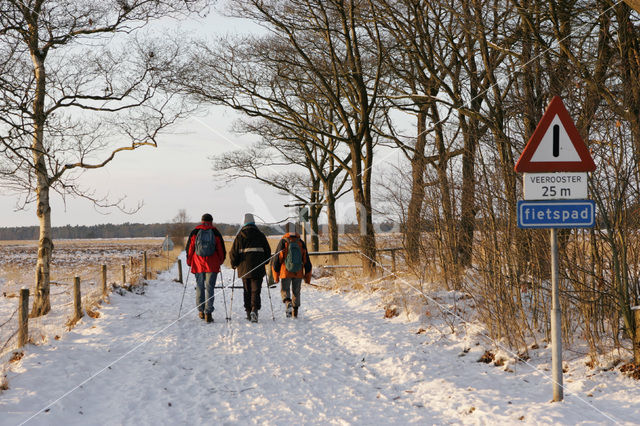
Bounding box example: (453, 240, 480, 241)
(0, 222, 272, 240)
(0, 222, 377, 241)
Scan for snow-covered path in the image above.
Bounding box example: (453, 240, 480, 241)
(1, 264, 638, 425)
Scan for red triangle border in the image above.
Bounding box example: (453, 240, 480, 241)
(514, 96, 596, 173)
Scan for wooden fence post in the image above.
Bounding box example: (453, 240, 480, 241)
(101, 264, 107, 297)
(143, 251, 148, 279)
(73, 277, 82, 320)
(177, 259, 183, 284)
(18, 288, 29, 347)
(73, 277, 83, 321)
(121, 264, 126, 286)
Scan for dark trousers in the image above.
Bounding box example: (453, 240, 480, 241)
(281, 278, 302, 308)
(243, 277, 262, 313)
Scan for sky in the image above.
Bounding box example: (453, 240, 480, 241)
(0, 106, 294, 227)
(0, 4, 408, 229)
(0, 8, 296, 228)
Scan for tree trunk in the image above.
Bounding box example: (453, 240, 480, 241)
(356, 197, 377, 276)
(431, 103, 456, 268)
(324, 179, 339, 261)
(456, 117, 478, 268)
(305, 173, 321, 252)
(405, 105, 427, 267)
(30, 54, 52, 317)
(326, 194, 338, 252)
(309, 189, 320, 252)
(615, 4, 640, 179)
(361, 128, 377, 277)
(351, 164, 377, 277)
(634, 308, 640, 365)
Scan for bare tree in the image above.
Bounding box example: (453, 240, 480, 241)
(0, 0, 209, 316)
(374, 0, 461, 267)
(546, 0, 640, 358)
(177, 0, 389, 275)
(224, 118, 351, 252)
(168, 209, 191, 248)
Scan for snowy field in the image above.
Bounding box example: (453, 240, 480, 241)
(1, 254, 639, 425)
(0, 239, 168, 359)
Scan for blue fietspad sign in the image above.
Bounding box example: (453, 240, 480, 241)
(517, 200, 595, 228)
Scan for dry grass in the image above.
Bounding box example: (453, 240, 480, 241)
(1, 238, 168, 279)
(0, 238, 180, 315)
(146, 247, 182, 279)
(0, 265, 30, 289)
(8, 351, 23, 363)
(0, 238, 184, 379)
(0, 374, 8, 391)
(65, 314, 82, 329)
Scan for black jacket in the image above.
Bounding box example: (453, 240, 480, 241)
(229, 224, 272, 279)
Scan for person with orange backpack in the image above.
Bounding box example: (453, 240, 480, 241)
(271, 222, 312, 318)
(186, 213, 226, 323)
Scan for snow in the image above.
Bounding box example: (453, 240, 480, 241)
(0, 240, 164, 358)
(1, 255, 639, 425)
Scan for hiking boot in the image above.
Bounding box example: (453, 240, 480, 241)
(286, 303, 293, 318)
(250, 311, 258, 323)
(246, 311, 251, 320)
(199, 311, 205, 320)
(293, 307, 298, 318)
(205, 312, 213, 323)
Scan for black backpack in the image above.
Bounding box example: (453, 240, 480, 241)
(194, 228, 216, 257)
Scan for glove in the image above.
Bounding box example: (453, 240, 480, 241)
(304, 271, 312, 284)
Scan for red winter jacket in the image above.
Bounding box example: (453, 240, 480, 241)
(186, 222, 226, 273)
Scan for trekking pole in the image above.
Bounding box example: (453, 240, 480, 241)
(220, 271, 229, 322)
(265, 275, 275, 322)
(177, 268, 190, 320)
(229, 269, 236, 322)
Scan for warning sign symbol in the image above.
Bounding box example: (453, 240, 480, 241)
(515, 96, 595, 173)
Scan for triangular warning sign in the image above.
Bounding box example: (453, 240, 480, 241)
(515, 96, 596, 172)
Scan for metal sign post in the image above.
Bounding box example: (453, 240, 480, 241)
(515, 96, 597, 402)
(550, 228, 563, 401)
(161, 235, 174, 270)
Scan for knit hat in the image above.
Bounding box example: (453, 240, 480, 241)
(201, 213, 213, 222)
(243, 213, 255, 226)
(285, 222, 297, 234)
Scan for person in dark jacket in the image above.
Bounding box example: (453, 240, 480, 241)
(229, 213, 272, 323)
(186, 213, 226, 323)
(271, 222, 312, 318)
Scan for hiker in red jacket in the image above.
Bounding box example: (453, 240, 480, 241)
(186, 213, 226, 323)
(271, 222, 312, 318)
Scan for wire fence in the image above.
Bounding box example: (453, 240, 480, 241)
(0, 246, 180, 363)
